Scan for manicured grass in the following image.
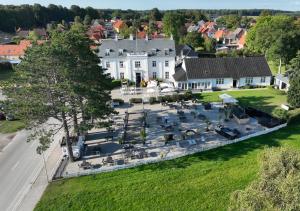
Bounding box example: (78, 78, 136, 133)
(196, 88, 287, 114)
(0, 120, 25, 133)
(35, 116, 300, 211)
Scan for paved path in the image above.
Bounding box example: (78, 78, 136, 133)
(0, 124, 62, 211)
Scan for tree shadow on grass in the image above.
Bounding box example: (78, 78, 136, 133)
(136, 119, 299, 172)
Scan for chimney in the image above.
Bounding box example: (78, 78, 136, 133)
(129, 34, 134, 40)
(170, 34, 174, 40)
(115, 34, 118, 41)
(145, 34, 149, 41)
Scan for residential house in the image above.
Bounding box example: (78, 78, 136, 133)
(198, 21, 217, 38)
(214, 29, 227, 42)
(16, 28, 47, 39)
(87, 24, 106, 43)
(224, 28, 246, 49)
(175, 44, 198, 63)
(0, 31, 14, 44)
(275, 73, 290, 91)
(187, 24, 200, 33)
(156, 21, 164, 32)
(113, 20, 125, 33)
(173, 56, 272, 90)
(0, 40, 31, 63)
(99, 36, 176, 86)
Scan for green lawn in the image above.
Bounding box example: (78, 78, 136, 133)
(0, 70, 25, 133)
(0, 120, 25, 133)
(35, 117, 300, 211)
(196, 88, 287, 114)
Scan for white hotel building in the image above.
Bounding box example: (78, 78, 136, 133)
(99, 36, 176, 86)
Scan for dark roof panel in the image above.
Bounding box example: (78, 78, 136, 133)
(184, 57, 272, 80)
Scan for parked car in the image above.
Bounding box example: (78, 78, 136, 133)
(6, 114, 15, 121)
(0, 112, 5, 120)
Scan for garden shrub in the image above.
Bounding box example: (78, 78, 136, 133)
(272, 108, 289, 121)
(130, 98, 143, 104)
(111, 80, 122, 88)
(149, 97, 157, 104)
(112, 98, 124, 105)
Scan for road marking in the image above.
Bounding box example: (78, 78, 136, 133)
(11, 161, 20, 171)
(2, 141, 14, 152)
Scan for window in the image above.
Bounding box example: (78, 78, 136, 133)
(135, 61, 141, 68)
(245, 77, 253, 84)
(120, 72, 124, 79)
(216, 78, 224, 85)
(152, 61, 157, 67)
(165, 72, 169, 79)
(178, 83, 182, 88)
(165, 60, 169, 67)
(119, 61, 124, 68)
(106, 61, 110, 68)
(261, 77, 266, 83)
(152, 72, 157, 79)
(105, 49, 110, 56)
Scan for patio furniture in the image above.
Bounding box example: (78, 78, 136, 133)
(177, 110, 184, 116)
(203, 103, 212, 110)
(197, 114, 206, 120)
(92, 164, 101, 169)
(79, 160, 92, 170)
(187, 139, 196, 146)
(179, 116, 187, 122)
(215, 127, 239, 140)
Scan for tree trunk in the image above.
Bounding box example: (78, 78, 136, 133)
(62, 111, 74, 162)
(73, 109, 79, 136)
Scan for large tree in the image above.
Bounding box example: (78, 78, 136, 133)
(288, 51, 300, 108)
(162, 12, 185, 43)
(149, 8, 162, 21)
(4, 26, 114, 161)
(229, 147, 300, 211)
(183, 32, 204, 49)
(246, 15, 300, 65)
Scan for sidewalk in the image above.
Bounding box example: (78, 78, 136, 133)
(17, 136, 62, 211)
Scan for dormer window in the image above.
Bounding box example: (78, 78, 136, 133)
(118, 49, 124, 56)
(105, 49, 110, 56)
(164, 48, 170, 55)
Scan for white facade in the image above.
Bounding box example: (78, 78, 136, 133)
(99, 38, 176, 85)
(175, 76, 271, 90)
(101, 54, 175, 82)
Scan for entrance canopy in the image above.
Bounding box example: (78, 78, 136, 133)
(219, 93, 238, 104)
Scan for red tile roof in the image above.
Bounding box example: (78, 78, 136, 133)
(214, 30, 225, 39)
(0, 40, 31, 57)
(137, 31, 147, 39)
(113, 20, 124, 29)
(238, 33, 246, 46)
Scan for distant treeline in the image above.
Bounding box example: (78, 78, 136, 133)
(0, 4, 298, 32)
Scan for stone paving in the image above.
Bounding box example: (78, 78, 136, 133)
(63, 101, 266, 176)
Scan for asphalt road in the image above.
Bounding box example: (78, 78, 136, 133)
(0, 130, 43, 211)
(0, 117, 62, 211)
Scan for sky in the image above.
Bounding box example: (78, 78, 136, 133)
(1, 0, 300, 11)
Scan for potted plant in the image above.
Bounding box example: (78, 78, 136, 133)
(140, 128, 146, 145)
